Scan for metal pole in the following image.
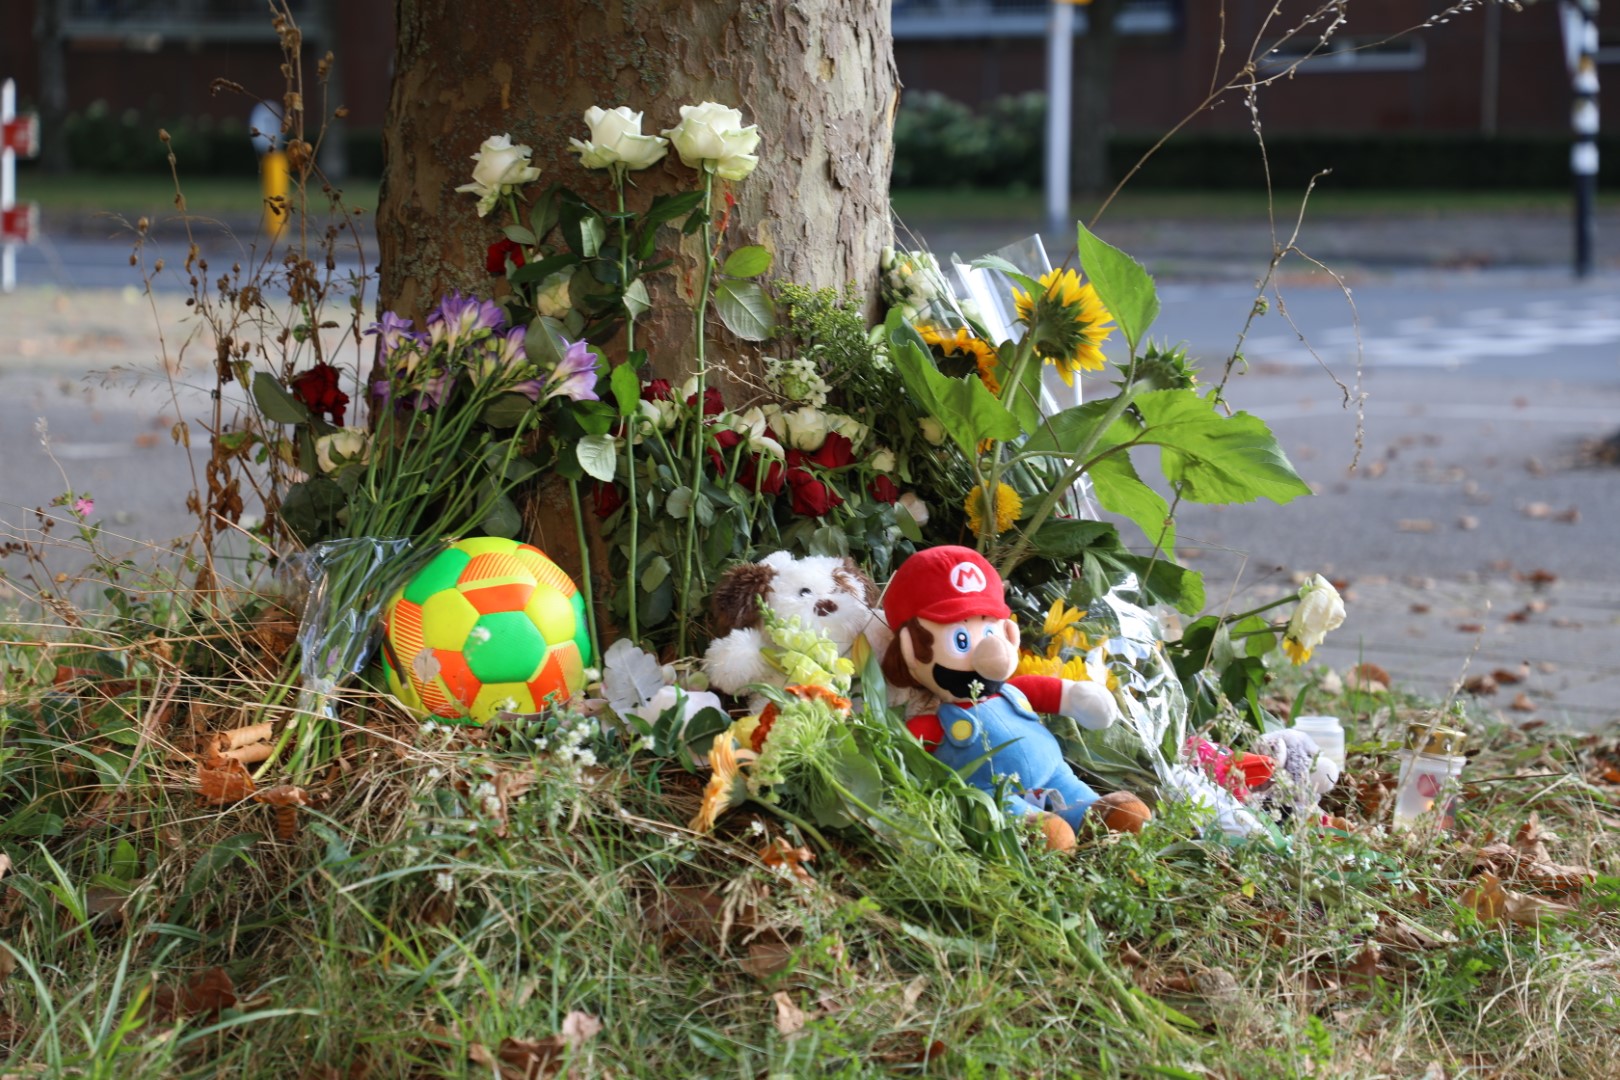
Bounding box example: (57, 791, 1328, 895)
(3, 78, 15, 294)
(1563, 0, 1600, 278)
(1044, 0, 1075, 241)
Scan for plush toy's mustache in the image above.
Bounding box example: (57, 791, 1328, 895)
(932, 664, 1003, 702)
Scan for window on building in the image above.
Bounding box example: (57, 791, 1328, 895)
(1259, 35, 1426, 74)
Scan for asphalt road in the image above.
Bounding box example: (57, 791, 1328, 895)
(3, 222, 1618, 728)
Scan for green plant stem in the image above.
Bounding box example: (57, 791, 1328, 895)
(567, 476, 600, 666)
(995, 381, 1142, 578)
(616, 173, 640, 643)
(676, 171, 716, 657)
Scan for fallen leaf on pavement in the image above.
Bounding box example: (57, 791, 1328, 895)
(1509, 693, 1537, 713)
(1398, 519, 1437, 533)
(1461, 675, 1497, 696)
(1491, 666, 1528, 685)
(1554, 506, 1581, 524)
(1456, 623, 1486, 634)
(1345, 663, 1390, 694)
(1517, 569, 1558, 586)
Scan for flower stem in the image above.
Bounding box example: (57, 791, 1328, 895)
(567, 476, 601, 665)
(616, 173, 640, 644)
(676, 170, 716, 657)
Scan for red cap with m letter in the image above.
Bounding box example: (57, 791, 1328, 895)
(882, 545, 1011, 629)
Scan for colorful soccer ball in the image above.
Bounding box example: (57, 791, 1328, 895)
(379, 537, 592, 723)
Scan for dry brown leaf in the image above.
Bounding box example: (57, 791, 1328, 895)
(1344, 940, 1383, 985)
(1491, 666, 1528, 685)
(772, 991, 807, 1037)
(739, 939, 795, 979)
(873, 1031, 948, 1067)
(217, 722, 274, 751)
(644, 885, 727, 951)
(759, 838, 816, 885)
(1462, 871, 1575, 926)
(473, 1012, 601, 1080)
(1555, 506, 1581, 524)
(1409, 603, 1431, 614)
(1398, 519, 1437, 533)
(1509, 693, 1537, 713)
(84, 884, 129, 926)
(1517, 568, 1558, 586)
(198, 757, 255, 804)
(0, 854, 9, 884)
(1461, 674, 1497, 696)
(253, 784, 309, 807)
(1374, 914, 1455, 951)
(1157, 972, 1199, 994)
(1456, 623, 1486, 634)
(1344, 663, 1389, 694)
(1522, 501, 1552, 519)
(178, 967, 237, 1018)
(1514, 813, 1558, 861)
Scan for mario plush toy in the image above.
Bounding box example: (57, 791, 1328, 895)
(880, 545, 1152, 851)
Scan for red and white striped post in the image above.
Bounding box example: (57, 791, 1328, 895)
(2, 78, 43, 292)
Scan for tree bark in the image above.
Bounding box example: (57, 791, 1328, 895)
(375, 0, 898, 617)
(377, 0, 898, 351)
(32, 0, 69, 175)
(1073, 0, 1121, 195)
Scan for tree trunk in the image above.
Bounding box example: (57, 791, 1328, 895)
(374, 0, 898, 618)
(377, 0, 897, 339)
(1073, 0, 1120, 195)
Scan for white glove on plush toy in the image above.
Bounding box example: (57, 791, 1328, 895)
(1060, 679, 1119, 731)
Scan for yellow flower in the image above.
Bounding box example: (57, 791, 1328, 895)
(1012, 268, 1116, 385)
(916, 322, 1002, 394)
(964, 482, 1021, 538)
(690, 734, 750, 832)
(1015, 651, 1061, 678)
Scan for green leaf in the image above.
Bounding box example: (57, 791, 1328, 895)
(110, 839, 141, 882)
(529, 183, 564, 241)
(1027, 518, 1116, 559)
(524, 317, 569, 369)
(251, 371, 310, 425)
(575, 434, 617, 483)
(887, 311, 1021, 456)
(481, 394, 534, 429)
(894, 499, 924, 542)
(1133, 389, 1311, 506)
(722, 245, 772, 278)
(609, 363, 641, 418)
(508, 252, 578, 287)
(712, 279, 776, 341)
(1088, 451, 1176, 556)
(580, 214, 606, 258)
(503, 224, 537, 246)
(479, 491, 521, 538)
(622, 277, 651, 321)
(641, 554, 670, 593)
(1076, 220, 1159, 356)
(641, 190, 705, 232)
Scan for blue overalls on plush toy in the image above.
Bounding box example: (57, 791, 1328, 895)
(934, 683, 1103, 830)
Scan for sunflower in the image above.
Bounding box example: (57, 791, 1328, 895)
(916, 323, 1002, 394)
(1012, 268, 1115, 385)
(1015, 651, 1061, 678)
(1041, 598, 1089, 655)
(690, 734, 752, 832)
(964, 482, 1022, 538)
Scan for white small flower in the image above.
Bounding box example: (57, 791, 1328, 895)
(869, 446, 897, 473)
(749, 819, 766, 835)
(568, 105, 669, 173)
(455, 134, 542, 217)
(918, 416, 947, 446)
(313, 428, 369, 474)
(771, 406, 832, 451)
(662, 101, 761, 181)
(481, 795, 502, 817)
(433, 871, 455, 892)
(766, 355, 830, 408)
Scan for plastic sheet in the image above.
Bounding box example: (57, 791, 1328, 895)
(284, 536, 421, 719)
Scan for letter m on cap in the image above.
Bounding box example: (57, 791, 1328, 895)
(950, 561, 986, 594)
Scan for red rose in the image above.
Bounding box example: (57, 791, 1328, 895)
(706, 428, 743, 473)
(642, 379, 672, 402)
(686, 386, 725, 417)
(592, 481, 625, 519)
(289, 362, 349, 427)
(485, 238, 526, 274)
(810, 432, 854, 470)
(787, 468, 842, 517)
(869, 474, 900, 504)
(739, 453, 786, 496)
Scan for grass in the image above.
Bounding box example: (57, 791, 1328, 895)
(4, 522, 1620, 1078)
(15, 170, 383, 223)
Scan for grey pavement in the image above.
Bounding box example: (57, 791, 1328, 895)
(3, 205, 1619, 732)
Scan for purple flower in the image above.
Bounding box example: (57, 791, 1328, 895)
(427, 292, 506, 352)
(364, 310, 417, 356)
(540, 338, 601, 405)
(412, 371, 454, 411)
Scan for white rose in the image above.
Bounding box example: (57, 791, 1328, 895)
(568, 106, 669, 173)
(661, 102, 760, 181)
(918, 416, 947, 446)
(455, 134, 541, 217)
(897, 492, 930, 527)
(828, 412, 869, 451)
(732, 405, 770, 440)
(750, 434, 785, 459)
(779, 406, 831, 451)
(869, 446, 896, 473)
(1282, 574, 1347, 665)
(314, 428, 369, 474)
(535, 266, 576, 319)
(643, 397, 680, 431)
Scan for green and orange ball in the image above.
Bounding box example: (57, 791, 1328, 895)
(379, 537, 593, 723)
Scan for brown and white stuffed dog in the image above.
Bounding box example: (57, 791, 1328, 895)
(702, 551, 891, 709)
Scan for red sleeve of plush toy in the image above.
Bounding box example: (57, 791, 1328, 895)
(1007, 675, 1064, 713)
(906, 713, 944, 752)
